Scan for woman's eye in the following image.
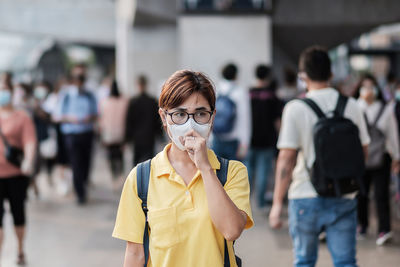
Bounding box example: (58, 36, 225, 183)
(195, 111, 208, 117)
(174, 112, 186, 118)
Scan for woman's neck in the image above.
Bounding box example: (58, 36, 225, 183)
(168, 144, 194, 164)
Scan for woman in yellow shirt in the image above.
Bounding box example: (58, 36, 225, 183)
(113, 70, 253, 267)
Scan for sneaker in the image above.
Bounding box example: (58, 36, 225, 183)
(376, 231, 393, 246)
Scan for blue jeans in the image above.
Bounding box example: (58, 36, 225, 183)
(289, 198, 358, 267)
(245, 147, 275, 207)
(212, 138, 239, 160)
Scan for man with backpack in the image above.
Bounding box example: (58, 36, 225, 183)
(212, 63, 251, 161)
(269, 46, 370, 267)
(55, 64, 98, 205)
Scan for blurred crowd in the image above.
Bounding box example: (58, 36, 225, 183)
(1, 59, 400, 264)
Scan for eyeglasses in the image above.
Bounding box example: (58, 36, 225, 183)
(165, 110, 213, 125)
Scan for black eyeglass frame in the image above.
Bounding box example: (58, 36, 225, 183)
(164, 110, 214, 125)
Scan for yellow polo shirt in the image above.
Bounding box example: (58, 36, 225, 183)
(112, 144, 253, 267)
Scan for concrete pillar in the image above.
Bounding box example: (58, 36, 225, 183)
(179, 15, 272, 89)
(116, 0, 136, 94)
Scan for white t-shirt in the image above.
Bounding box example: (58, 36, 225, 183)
(277, 88, 370, 199)
(357, 99, 400, 161)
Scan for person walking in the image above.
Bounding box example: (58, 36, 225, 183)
(99, 80, 128, 188)
(113, 70, 253, 267)
(125, 75, 162, 165)
(269, 46, 370, 267)
(354, 73, 400, 245)
(0, 83, 37, 265)
(246, 64, 283, 208)
(55, 65, 98, 204)
(212, 63, 251, 161)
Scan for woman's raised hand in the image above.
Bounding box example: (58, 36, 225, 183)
(180, 130, 212, 172)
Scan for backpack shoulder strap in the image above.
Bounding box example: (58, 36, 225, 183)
(136, 159, 151, 267)
(334, 94, 348, 117)
(373, 102, 386, 126)
(216, 156, 233, 267)
(216, 156, 229, 186)
(301, 98, 326, 119)
(61, 93, 70, 114)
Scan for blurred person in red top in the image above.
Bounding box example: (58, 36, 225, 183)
(0, 79, 37, 265)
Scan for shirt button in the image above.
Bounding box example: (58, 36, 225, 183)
(185, 190, 190, 195)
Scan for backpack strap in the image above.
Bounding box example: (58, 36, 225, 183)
(372, 102, 386, 127)
(301, 98, 326, 119)
(334, 94, 348, 117)
(216, 156, 232, 267)
(136, 159, 152, 267)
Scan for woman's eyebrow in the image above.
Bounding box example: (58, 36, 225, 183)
(173, 106, 209, 112)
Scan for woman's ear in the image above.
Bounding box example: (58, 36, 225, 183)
(158, 108, 167, 126)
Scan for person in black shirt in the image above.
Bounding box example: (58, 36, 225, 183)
(245, 65, 283, 208)
(125, 75, 162, 166)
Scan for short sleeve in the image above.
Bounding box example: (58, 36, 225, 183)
(224, 161, 254, 229)
(277, 101, 301, 149)
(21, 112, 37, 147)
(112, 168, 146, 243)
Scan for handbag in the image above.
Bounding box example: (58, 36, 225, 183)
(39, 127, 58, 159)
(0, 125, 24, 168)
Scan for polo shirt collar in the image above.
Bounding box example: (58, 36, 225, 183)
(153, 144, 221, 178)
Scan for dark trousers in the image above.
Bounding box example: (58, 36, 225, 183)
(0, 176, 29, 227)
(64, 132, 94, 202)
(357, 157, 391, 233)
(106, 144, 124, 178)
(133, 143, 154, 166)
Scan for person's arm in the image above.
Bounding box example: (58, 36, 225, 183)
(269, 148, 297, 229)
(236, 90, 251, 159)
(124, 242, 145, 267)
(20, 113, 37, 176)
(21, 142, 36, 176)
(384, 106, 400, 172)
(182, 130, 248, 241)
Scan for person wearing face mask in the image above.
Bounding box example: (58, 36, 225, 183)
(0, 85, 37, 265)
(113, 70, 253, 267)
(54, 64, 98, 205)
(354, 74, 400, 245)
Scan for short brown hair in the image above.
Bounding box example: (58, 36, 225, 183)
(159, 70, 216, 111)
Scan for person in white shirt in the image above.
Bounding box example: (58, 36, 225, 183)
(353, 73, 400, 245)
(269, 46, 370, 267)
(211, 63, 251, 161)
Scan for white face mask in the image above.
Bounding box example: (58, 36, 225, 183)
(166, 118, 211, 151)
(360, 86, 378, 99)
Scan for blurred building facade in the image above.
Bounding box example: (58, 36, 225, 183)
(0, 0, 400, 93)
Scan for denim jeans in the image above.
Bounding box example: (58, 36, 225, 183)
(211, 138, 239, 161)
(245, 147, 275, 207)
(289, 197, 358, 267)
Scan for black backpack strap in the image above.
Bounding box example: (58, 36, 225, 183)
(334, 94, 348, 117)
(372, 102, 386, 127)
(136, 159, 151, 267)
(301, 98, 326, 118)
(216, 156, 232, 267)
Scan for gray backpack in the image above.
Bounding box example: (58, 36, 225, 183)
(365, 103, 386, 169)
